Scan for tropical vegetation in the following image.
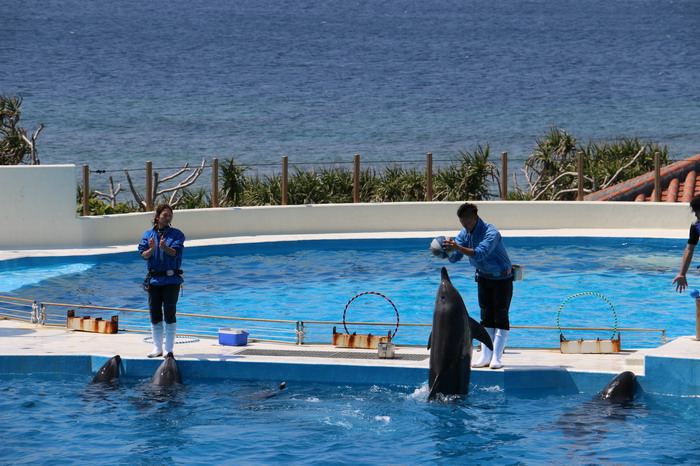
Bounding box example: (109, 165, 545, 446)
(512, 127, 669, 200)
(0, 94, 43, 165)
(71, 126, 674, 214)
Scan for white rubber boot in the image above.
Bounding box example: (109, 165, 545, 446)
(472, 327, 496, 368)
(164, 323, 177, 355)
(490, 329, 509, 369)
(147, 322, 164, 358)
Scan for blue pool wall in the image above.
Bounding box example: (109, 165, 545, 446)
(644, 355, 700, 397)
(1, 354, 697, 397)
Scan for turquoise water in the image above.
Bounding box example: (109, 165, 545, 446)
(1, 373, 699, 464)
(4, 0, 700, 187)
(0, 237, 692, 347)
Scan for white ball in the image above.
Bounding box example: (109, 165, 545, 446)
(430, 236, 452, 259)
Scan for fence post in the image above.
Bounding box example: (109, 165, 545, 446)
(654, 151, 661, 202)
(145, 161, 153, 211)
(282, 156, 289, 206)
(501, 152, 508, 200)
(82, 164, 90, 216)
(425, 153, 433, 202)
(296, 321, 305, 345)
(211, 157, 219, 208)
(577, 151, 584, 201)
(353, 154, 360, 203)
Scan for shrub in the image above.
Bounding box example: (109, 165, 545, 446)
(515, 127, 670, 200)
(220, 157, 249, 206)
(434, 145, 498, 201)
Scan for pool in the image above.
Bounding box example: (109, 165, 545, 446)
(0, 237, 691, 347)
(1, 372, 699, 464)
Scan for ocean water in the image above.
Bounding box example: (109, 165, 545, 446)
(4, 0, 700, 186)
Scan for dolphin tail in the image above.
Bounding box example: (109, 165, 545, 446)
(469, 317, 493, 351)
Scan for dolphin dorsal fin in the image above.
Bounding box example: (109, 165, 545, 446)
(469, 317, 493, 351)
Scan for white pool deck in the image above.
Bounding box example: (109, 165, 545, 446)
(2, 318, 699, 379)
(2, 227, 699, 388)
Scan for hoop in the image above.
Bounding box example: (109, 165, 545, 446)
(342, 291, 400, 339)
(143, 335, 200, 344)
(556, 291, 618, 340)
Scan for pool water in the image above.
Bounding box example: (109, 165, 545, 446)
(1, 374, 699, 464)
(0, 237, 691, 346)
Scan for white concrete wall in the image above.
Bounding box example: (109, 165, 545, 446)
(0, 165, 81, 248)
(0, 165, 694, 250)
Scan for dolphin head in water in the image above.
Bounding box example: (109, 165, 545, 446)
(151, 352, 183, 387)
(599, 371, 636, 403)
(91, 355, 122, 384)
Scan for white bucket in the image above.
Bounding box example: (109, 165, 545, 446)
(512, 264, 524, 281)
(378, 342, 396, 359)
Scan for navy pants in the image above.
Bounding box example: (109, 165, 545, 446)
(147, 284, 180, 324)
(477, 276, 513, 330)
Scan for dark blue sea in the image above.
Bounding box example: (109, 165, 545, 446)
(4, 0, 700, 186)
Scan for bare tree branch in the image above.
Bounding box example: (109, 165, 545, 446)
(94, 176, 123, 207)
(158, 164, 190, 184)
(531, 171, 594, 201)
(155, 159, 206, 196)
(551, 187, 593, 200)
(124, 169, 146, 211)
(122, 159, 207, 209)
(18, 123, 44, 165)
(600, 146, 647, 190)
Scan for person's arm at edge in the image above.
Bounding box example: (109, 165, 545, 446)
(673, 243, 695, 292)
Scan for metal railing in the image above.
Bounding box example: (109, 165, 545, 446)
(0, 296, 39, 324)
(0, 295, 668, 349)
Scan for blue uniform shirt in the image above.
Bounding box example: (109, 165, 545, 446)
(688, 221, 700, 245)
(138, 226, 185, 286)
(448, 217, 512, 279)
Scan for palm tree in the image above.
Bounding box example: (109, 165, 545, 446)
(0, 94, 44, 165)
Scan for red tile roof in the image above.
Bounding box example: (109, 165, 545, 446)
(585, 154, 700, 202)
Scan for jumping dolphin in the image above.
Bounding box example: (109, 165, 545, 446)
(427, 267, 493, 399)
(91, 355, 122, 384)
(151, 352, 183, 387)
(599, 371, 636, 403)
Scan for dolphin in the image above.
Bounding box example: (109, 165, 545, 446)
(264, 381, 287, 398)
(151, 352, 183, 386)
(247, 382, 287, 401)
(91, 355, 122, 384)
(427, 267, 493, 399)
(599, 371, 636, 403)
